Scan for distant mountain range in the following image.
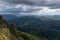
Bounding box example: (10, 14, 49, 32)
(0, 15, 45, 40)
(1, 14, 60, 30)
(0, 14, 18, 20)
(0, 14, 60, 40)
(1, 14, 60, 20)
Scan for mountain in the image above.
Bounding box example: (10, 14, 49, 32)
(41, 15, 60, 20)
(0, 14, 18, 20)
(10, 15, 60, 30)
(1, 14, 60, 40)
(0, 16, 47, 40)
(8, 15, 60, 40)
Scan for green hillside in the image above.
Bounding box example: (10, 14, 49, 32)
(0, 16, 47, 40)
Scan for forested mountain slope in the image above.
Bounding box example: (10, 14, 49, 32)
(0, 16, 47, 40)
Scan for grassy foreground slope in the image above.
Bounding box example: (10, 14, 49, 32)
(0, 16, 47, 40)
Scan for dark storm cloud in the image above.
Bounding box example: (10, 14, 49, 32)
(2, 0, 60, 9)
(2, 0, 35, 5)
(2, 0, 46, 5)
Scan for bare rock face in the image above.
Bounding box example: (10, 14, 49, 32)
(0, 28, 10, 40)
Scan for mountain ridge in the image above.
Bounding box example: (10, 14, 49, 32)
(0, 16, 47, 40)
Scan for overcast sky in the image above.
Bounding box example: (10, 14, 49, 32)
(0, 0, 60, 16)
